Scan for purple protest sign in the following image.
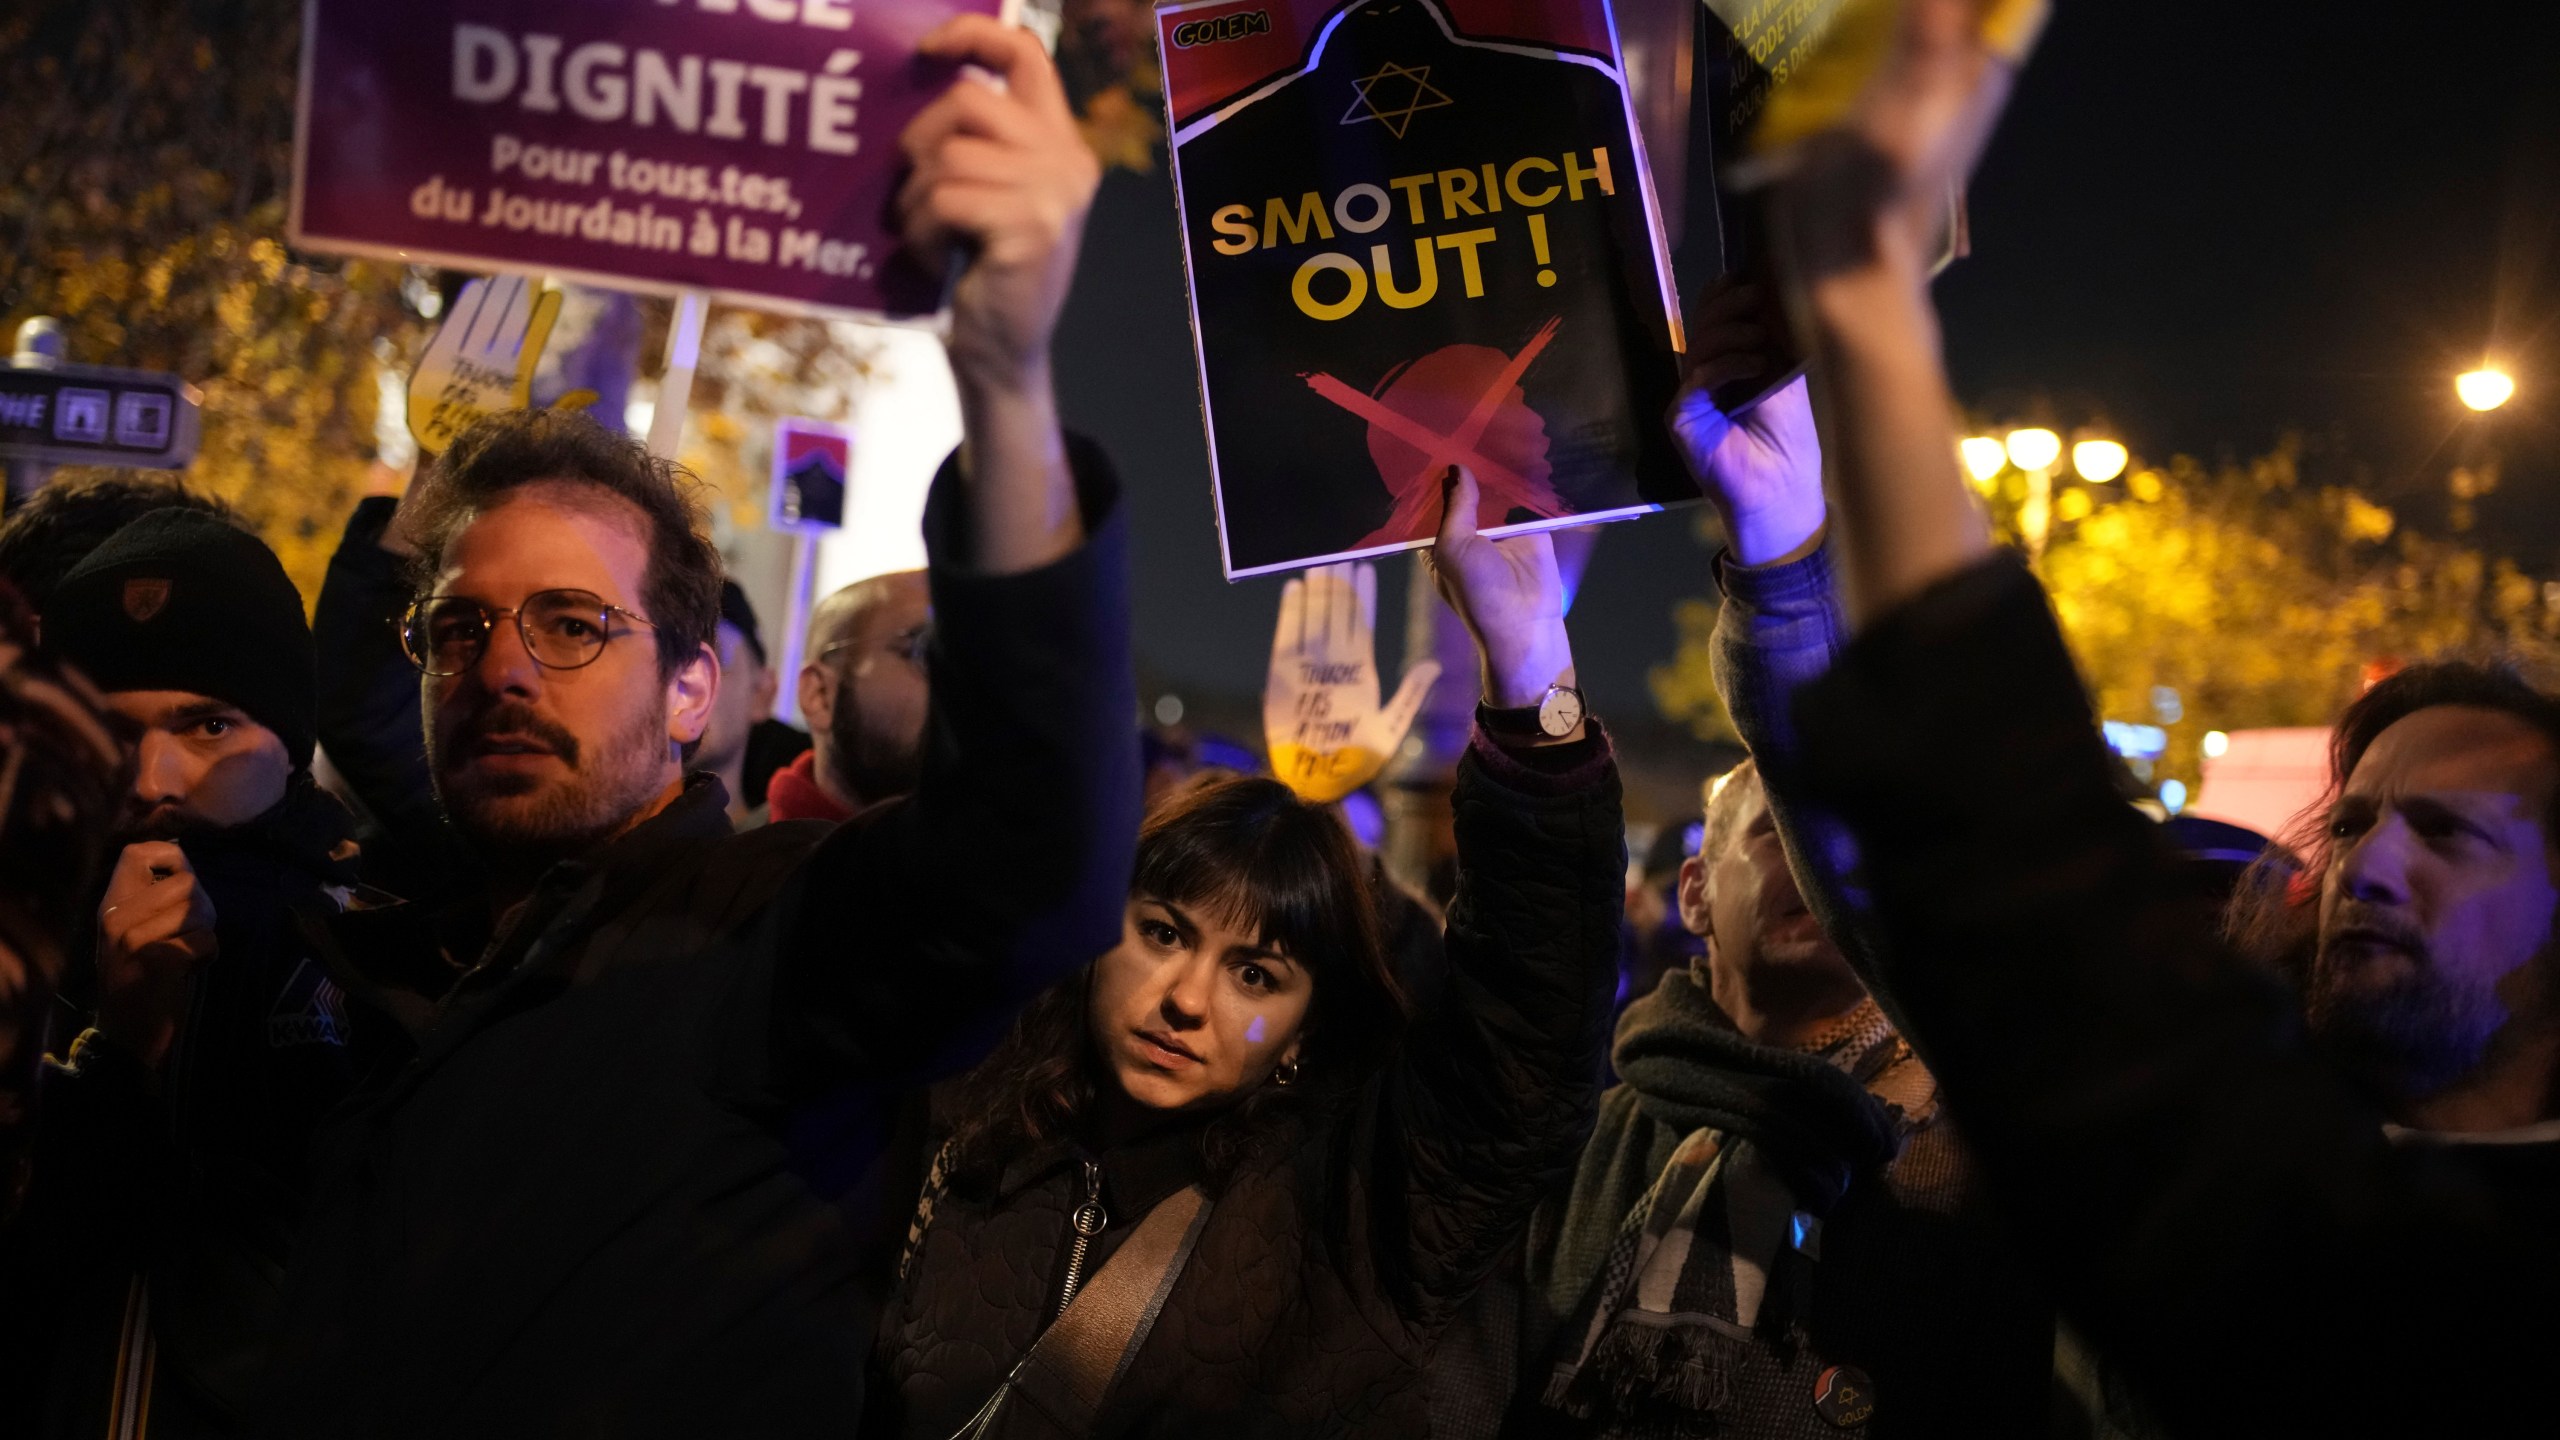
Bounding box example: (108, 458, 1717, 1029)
(291, 0, 1015, 322)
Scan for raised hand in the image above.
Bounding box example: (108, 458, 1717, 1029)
(1776, 0, 2043, 280)
(897, 15, 1100, 575)
(1425, 468, 1580, 729)
(1767, 0, 2037, 624)
(899, 15, 1101, 389)
(408, 274, 564, 456)
(1263, 562, 1440, 805)
(95, 841, 219, 1070)
(1670, 282, 1825, 567)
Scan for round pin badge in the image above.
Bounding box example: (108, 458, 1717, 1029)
(1813, 1364, 1875, 1429)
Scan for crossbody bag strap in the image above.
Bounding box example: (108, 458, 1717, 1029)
(1002, 1183, 1212, 1438)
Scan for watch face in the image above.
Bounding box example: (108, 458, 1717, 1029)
(1538, 686, 1585, 737)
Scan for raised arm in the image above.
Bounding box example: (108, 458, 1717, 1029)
(312, 489, 475, 901)
(1767, 3, 2556, 1431)
(1374, 470, 1622, 1323)
(1669, 291, 1889, 989)
(771, 16, 1136, 1086)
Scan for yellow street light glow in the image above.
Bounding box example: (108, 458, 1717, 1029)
(2203, 729, 2230, 759)
(2457, 367, 2515, 412)
(2073, 439, 2130, 482)
(1960, 436, 2009, 484)
(2005, 427, 2063, 472)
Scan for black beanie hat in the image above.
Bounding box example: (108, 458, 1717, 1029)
(45, 509, 316, 768)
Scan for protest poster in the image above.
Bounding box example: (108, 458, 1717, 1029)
(1647, 0, 2045, 413)
(291, 0, 1016, 324)
(1160, 0, 1694, 579)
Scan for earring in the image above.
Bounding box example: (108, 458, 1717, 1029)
(1272, 1060, 1301, 1088)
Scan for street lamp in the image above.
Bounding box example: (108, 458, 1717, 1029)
(2005, 427, 2063, 472)
(2457, 367, 2515, 413)
(2073, 439, 2130, 483)
(1960, 436, 2009, 486)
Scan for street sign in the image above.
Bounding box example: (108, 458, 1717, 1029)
(771, 417, 850, 532)
(0, 364, 203, 470)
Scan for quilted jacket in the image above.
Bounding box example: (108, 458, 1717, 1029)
(866, 732, 1625, 1439)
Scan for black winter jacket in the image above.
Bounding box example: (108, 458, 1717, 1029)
(312, 493, 479, 906)
(866, 731, 1623, 1440)
(249, 457, 1141, 1439)
(1792, 555, 2560, 1435)
(1, 780, 363, 1438)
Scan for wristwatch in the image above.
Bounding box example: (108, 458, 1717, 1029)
(1479, 683, 1587, 741)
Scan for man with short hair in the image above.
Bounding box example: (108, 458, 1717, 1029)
(696, 580, 786, 825)
(766, 569, 933, 822)
(1, 509, 365, 1437)
(253, 18, 1138, 1434)
(1515, 760, 2050, 1438)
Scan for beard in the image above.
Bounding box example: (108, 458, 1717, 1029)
(430, 693, 671, 869)
(2304, 915, 2505, 1101)
(826, 693, 924, 806)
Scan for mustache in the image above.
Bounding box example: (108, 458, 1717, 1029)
(2322, 906, 2431, 963)
(447, 700, 583, 769)
(112, 804, 211, 849)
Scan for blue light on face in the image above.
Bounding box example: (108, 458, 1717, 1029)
(1246, 1014, 1267, 1045)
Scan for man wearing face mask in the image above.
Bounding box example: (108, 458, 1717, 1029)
(764, 570, 933, 823)
(1, 509, 364, 1439)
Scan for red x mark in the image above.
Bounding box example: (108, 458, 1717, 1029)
(1301, 316, 1564, 541)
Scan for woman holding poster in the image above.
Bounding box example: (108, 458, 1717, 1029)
(867, 472, 1623, 1440)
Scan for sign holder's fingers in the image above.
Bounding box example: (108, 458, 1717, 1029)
(1373, 659, 1442, 748)
(1311, 562, 1353, 652)
(512, 288, 565, 405)
(460, 275, 513, 359)
(439, 277, 491, 359)
(1354, 562, 1379, 644)
(918, 15, 1072, 124)
(1274, 576, 1307, 661)
(520, 287, 563, 368)
(488, 275, 535, 360)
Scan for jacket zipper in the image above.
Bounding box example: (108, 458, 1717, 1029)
(1053, 1159, 1108, 1320)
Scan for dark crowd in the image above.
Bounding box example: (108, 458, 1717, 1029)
(1, 9, 2552, 1438)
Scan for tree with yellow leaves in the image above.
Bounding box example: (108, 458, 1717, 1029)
(1652, 438, 2560, 790)
(1, 0, 421, 603)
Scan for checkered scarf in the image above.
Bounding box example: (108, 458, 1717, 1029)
(1541, 995, 1911, 1427)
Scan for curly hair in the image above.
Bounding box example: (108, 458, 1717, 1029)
(402, 409, 722, 682)
(943, 774, 1408, 1190)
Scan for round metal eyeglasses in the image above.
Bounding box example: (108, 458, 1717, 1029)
(400, 589, 658, 677)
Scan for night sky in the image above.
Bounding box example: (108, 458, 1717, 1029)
(1049, 0, 2560, 736)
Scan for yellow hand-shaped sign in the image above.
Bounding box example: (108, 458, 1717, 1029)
(1263, 562, 1440, 806)
(408, 275, 565, 456)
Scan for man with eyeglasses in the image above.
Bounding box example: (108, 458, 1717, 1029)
(254, 19, 1139, 1435)
(762, 571, 933, 824)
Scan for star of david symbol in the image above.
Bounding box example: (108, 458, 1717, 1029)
(1342, 62, 1453, 139)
